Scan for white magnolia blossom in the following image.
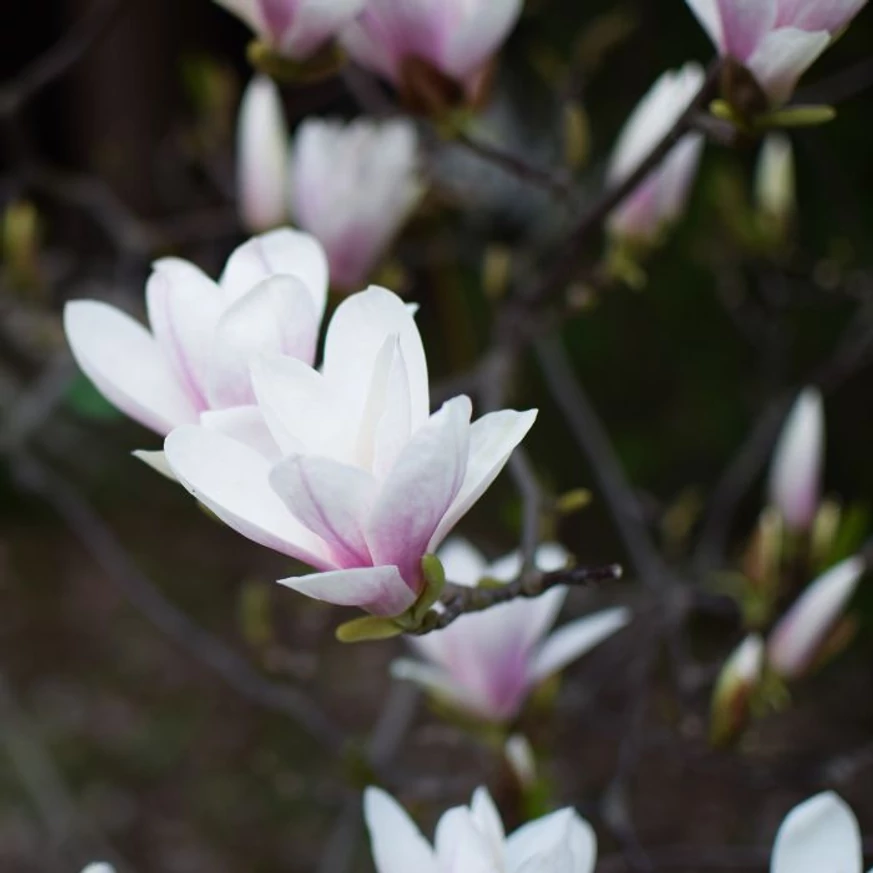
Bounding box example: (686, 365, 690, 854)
(164, 287, 537, 617)
(768, 388, 824, 532)
(237, 76, 289, 233)
(685, 0, 868, 105)
(608, 63, 706, 244)
(214, 0, 366, 59)
(289, 118, 422, 289)
(767, 555, 865, 679)
(771, 792, 868, 873)
(365, 786, 597, 873)
(393, 539, 629, 721)
(342, 0, 523, 92)
(64, 229, 328, 445)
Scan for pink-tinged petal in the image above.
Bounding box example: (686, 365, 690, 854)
(776, 0, 867, 32)
(250, 354, 351, 459)
(132, 450, 177, 480)
(685, 0, 726, 50)
(237, 76, 289, 233)
(219, 227, 328, 317)
(214, 0, 269, 38)
(530, 607, 631, 683)
(269, 455, 377, 567)
(506, 809, 597, 873)
(768, 388, 824, 531)
(443, 0, 524, 81)
(767, 556, 865, 679)
(363, 788, 439, 873)
(430, 409, 537, 550)
(771, 792, 862, 873)
(64, 300, 199, 435)
(164, 425, 329, 568)
(654, 133, 706, 222)
(747, 27, 830, 105)
(323, 286, 430, 432)
(390, 658, 489, 715)
(278, 0, 368, 58)
(145, 258, 224, 410)
(717, 0, 778, 60)
(367, 397, 471, 590)
(279, 566, 416, 616)
(437, 538, 489, 588)
(207, 275, 320, 408)
(434, 807, 499, 873)
(199, 406, 282, 461)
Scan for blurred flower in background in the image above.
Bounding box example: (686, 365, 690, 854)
(607, 63, 705, 247)
(392, 539, 630, 722)
(710, 633, 765, 746)
(164, 287, 537, 617)
(364, 785, 597, 873)
(289, 118, 423, 290)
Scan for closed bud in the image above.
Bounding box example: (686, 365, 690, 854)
(504, 734, 537, 789)
(756, 134, 795, 240)
(710, 634, 764, 746)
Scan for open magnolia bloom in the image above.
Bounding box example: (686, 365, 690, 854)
(341, 0, 523, 99)
(685, 0, 868, 107)
(608, 63, 705, 246)
(214, 0, 366, 60)
(771, 792, 868, 873)
(64, 229, 328, 444)
(393, 539, 630, 722)
(164, 287, 537, 618)
(289, 118, 422, 290)
(365, 786, 597, 873)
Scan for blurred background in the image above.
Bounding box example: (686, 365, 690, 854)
(2, 1, 873, 871)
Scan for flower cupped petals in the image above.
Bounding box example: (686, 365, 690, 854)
(164, 287, 537, 618)
(64, 229, 329, 436)
(364, 785, 597, 873)
(393, 539, 630, 722)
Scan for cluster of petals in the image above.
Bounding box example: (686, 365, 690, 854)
(64, 228, 328, 446)
(393, 539, 630, 722)
(163, 287, 537, 617)
(607, 63, 706, 245)
(214, 0, 366, 59)
(365, 785, 596, 873)
(685, 0, 868, 105)
(341, 0, 524, 91)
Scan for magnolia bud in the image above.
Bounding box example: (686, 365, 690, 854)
(768, 388, 824, 532)
(710, 634, 764, 746)
(504, 734, 537, 789)
(767, 556, 865, 680)
(237, 76, 289, 232)
(756, 135, 795, 239)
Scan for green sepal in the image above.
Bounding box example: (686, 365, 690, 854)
(247, 39, 346, 84)
(410, 554, 447, 625)
(335, 616, 405, 644)
(756, 105, 836, 129)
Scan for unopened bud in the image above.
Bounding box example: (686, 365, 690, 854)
(710, 634, 764, 747)
(756, 134, 795, 240)
(504, 734, 537, 789)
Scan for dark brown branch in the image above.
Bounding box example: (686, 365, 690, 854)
(414, 562, 622, 634)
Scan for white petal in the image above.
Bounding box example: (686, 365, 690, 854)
(530, 608, 631, 683)
(470, 787, 506, 865)
(279, 566, 417, 616)
(132, 449, 177, 480)
(367, 397, 471, 588)
(207, 275, 320, 408)
(64, 300, 199, 435)
(164, 425, 329, 567)
(443, 0, 524, 80)
(322, 286, 429, 432)
(430, 409, 538, 549)
(363, 787, 439, 873)
(80, 865, 116, 873)
(437, 538, 489, 588)
(776, 0, 867, 32)
(684, 0, 725, 49)
(434, 807, 500, 873)
(771, 792, 862, 873)
(279, 0, 368, 58)
(269, 455, 377, 567)
(390, 658, 488, 715)
(747, 27, 830, 106)
(219, 227, 328, 318)
(507, 808, 597, 873)
(199, 406, 282, 461)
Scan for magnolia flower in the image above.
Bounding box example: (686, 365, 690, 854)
(392, 539, 630, 721)
(237, 77, 289, 232)
(364, 785, 597, 873)
(767, 555, 865, 679)
(214, 0, 366, 59)
(685, 0, 868, 106)
(771, 792, 867, 873)
(289, 118, 422, 290)
(607, 64, 705, 245)
(342, 0, 523, 94)
(164, 288, 537, 618)
(64, 229, 328, 443)
(80, 866, 115, 873)
(768, 388, 824, 531)
(710, 634, 764, 745)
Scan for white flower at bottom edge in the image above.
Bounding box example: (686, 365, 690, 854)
(364, 786, 596, 873)
(80, 865, 115, 873)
